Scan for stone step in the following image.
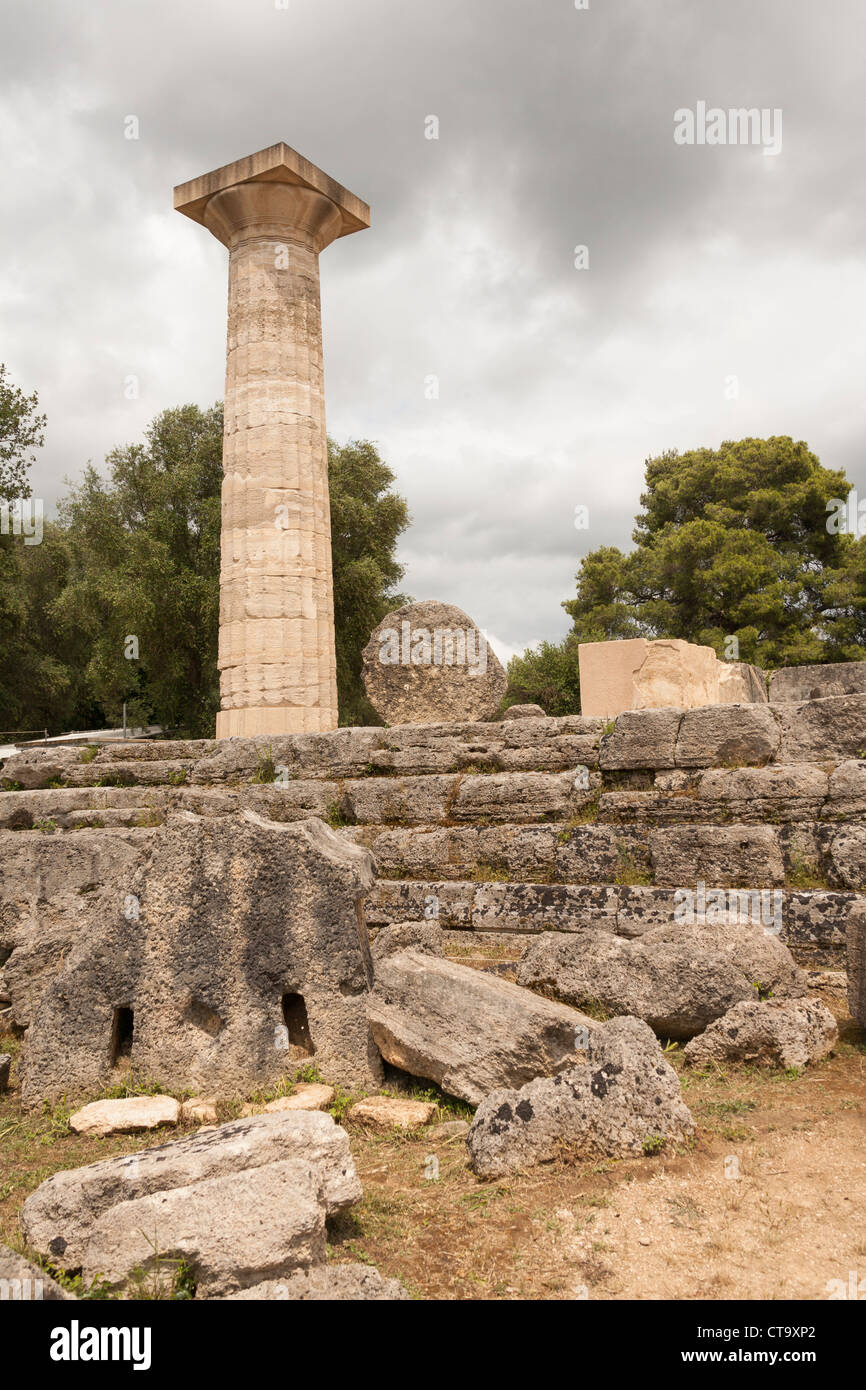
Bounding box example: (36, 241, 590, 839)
(7, 753, 866, 831)
(5, 787, 866, 892)
(344, 819, 866, 891)
(0, 716, 600, 786)
(600, 694, 866, 769)
(4, 692, 866, 794)
(364, 879, 855, 959)
(599, 761, 866, 823)
(0, 771, 595, 829)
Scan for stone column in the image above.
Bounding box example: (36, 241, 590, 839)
(174, 144, 370, 738)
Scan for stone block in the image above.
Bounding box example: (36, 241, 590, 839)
(579, 638, 719, 718)
(17, 810, 381, 1105)
(362, 601, 506, 725)
(847, 900, 866, 1027)
(769, 661, 866, 703)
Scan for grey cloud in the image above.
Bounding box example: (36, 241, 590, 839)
(1, 0, 864, 656)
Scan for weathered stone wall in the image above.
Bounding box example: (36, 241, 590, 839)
(2, 689, 864, 1107)
(6, 812, 382, 1106)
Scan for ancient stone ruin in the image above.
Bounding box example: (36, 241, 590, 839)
(0, 142, 862, 1306)
(12, 810, 382, 1107)
(578, 636, 767, 717)
(362, 599, 507, 724)
(2, 688, 861, 1117)
(175, 144, 370, 739)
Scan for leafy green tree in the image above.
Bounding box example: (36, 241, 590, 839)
(507, 436, 862, 715)
(0, 365, 49, 731)
(0, 363, 45, 500)
(54, 405, 223, 736)
(505, 635, 582, 717)
(22, 410, 409, 736)
(328, 438, 410, 725)
(0, 523, 100, 733)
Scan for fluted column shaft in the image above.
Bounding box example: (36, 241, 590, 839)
(206, 182, 343, 738)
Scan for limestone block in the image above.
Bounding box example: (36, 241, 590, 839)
(633, 639, 719, 711)
(580, 639, 769, 718)
(69, 1096, 180, 1138)
(466, 1017, 694, 1178)
(600, 708, 682, 770)
(517, 930, 759, 1039)
(346, 1097, 437, 1131)
(579, 638, 718, 718)
(18, 810, 382, 1105)
(775, 694, 866, 763)
(579, 638, 652, 719)
(769, 661, 866, 703)
(362, 601, 506, 725)
(649, 825, 785, 887)
(367, 949, 596, 1105)
(471, 882, 621, 934)
(0, 747, 80, 790)
(683, 997, 838, 1068)
(675, 703, 780, 767)
(21, 1110, 361, 1268)
(0, 1247, 74, 1301)
(225, 1264, 409, 1301)
(82, 1158, 327, 1296)
(718, 661, 768, 703)
(847, 900, 866, 1027)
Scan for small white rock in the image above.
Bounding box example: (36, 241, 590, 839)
(347, 1096, 437, 1131)
(240, 1083, 335, 1118)
(181, 1097, 219, 1125)
(69, 1095, 179, 1137)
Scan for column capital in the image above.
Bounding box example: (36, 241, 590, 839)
(174, 141, 370, 249)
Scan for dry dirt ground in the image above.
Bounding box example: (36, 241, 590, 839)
(1, 983, 864, 1301)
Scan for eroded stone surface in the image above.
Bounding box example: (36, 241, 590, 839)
(240, 1085, 335, 1117)
(649, 825, 784, 887)
(368, 949, 596, 1105)
(683, 997, 839, 1068)
(467, 1016, 695, 1178)
(346, 1096, 437, 1130)
(769, 662, 866, 703)
(19, 809, 381, 1105)
(69, 1096, 180, 1138)
(675, 705, 780, 768)
(847, 900, 866, 1028)
(0, 747, 81, 790)
(21, 1110, 361, 1269)
(0, 1247, 74, 1300)
(82, 1158, 326, 1296)
(362, 601, 506, 725)
(516, 930, 758, 1039)
(224, 1263, 409, 1301)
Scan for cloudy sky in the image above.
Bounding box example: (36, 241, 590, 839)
(2, 0, 864, 664)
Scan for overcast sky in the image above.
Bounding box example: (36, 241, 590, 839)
(2, 0, 864, 665)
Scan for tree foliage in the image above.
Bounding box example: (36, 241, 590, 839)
(508, 437, 866, 714)
(328, 438, 411, 725)
(1, 401, 409, 736)
(0, 362, 45, 500)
